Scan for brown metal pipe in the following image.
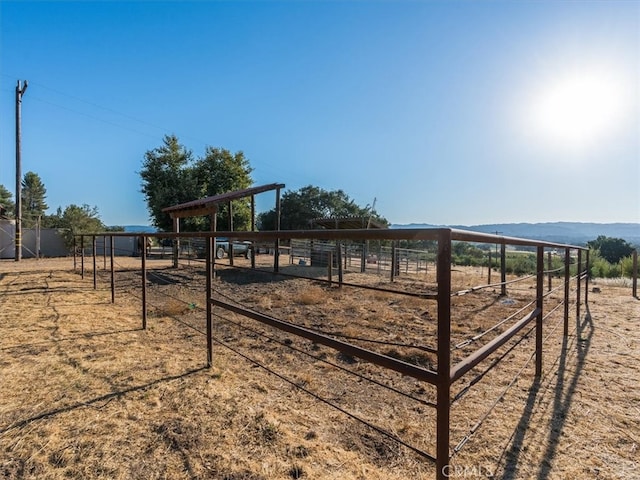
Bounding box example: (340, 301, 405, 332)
(450, 308, 540, 383)
(210, 298, 438, 384)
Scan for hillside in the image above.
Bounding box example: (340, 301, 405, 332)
(391, 222, 640, 247)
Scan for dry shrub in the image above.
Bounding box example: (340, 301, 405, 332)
(295, 285, 327, 305)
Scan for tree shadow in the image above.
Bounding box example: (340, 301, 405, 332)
(498, 305, 593, 480)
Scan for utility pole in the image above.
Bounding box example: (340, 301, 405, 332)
(15, 80, 28, 261)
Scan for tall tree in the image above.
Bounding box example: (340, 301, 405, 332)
(55, 204, 106, 249)
(194, 147, 254, 231)
(140, 135, 197, 232)
(21, 171, 48, 228)
(140, 136, 254, 232)
(0, 184, 14, 217)
(257, 185, 387, 230)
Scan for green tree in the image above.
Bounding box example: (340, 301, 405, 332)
(194, 147, 254, 231)
(21, 171, 48, 228)
(587, 235, 634, 264)
(56, 204, 106, 249)
(140, 136, 254, 232)
(0, 184, 14, 217)
(257, 185, 387, 230)
(140, 135, 196, 232)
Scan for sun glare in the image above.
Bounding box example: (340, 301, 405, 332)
(527, 67, 632, 153)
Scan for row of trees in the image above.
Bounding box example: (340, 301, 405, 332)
(0, 172, 48, 228)
(140, 135, 387, 232)
(0, 172, 113, 249)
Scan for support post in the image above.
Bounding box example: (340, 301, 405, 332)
(337, 242, 343, 288)
(500, 243, 506, 296)
(15, 80, 27, 262)
(81, 235, 85, 279)
(92, 235, 97, 290)
(206, 234, 213, 367)
(103, 235, 107, 270)
(141, 235, 147, 330)
(228, 201, 234, 267)
(487, 250, 491, 284)
(73, 235, 77, 271)
(274, 187, 281, 273)
(563, 248, 570, 336)
(535, 245, 544, 377)
(547, 251, 552, 292)
(576, 250, 582, 320)
(435, 229, 452, 480)
(172, 217, 180, 268)
(633, 250, 638, 298)
(584, 249, 590, 306)
(110, 235, 115, 304)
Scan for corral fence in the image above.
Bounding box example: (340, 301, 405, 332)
(74, 228, 594, 479)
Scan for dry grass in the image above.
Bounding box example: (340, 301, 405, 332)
(1, 257, 638, 479)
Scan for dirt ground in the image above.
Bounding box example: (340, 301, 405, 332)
(0, 257, 638, 479)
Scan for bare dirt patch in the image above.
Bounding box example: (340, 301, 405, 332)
(1, 257, 638, 479)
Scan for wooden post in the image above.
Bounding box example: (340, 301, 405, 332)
(487, 250, 491, 284)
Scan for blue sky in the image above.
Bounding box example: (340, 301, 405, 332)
(1, 1, 638, 227)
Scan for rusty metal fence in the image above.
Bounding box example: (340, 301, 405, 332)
(75, 228, 590, 479)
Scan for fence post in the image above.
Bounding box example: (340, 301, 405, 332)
(563, 248, 570, 336)
(436, 229, 452, 480)
(584, 250, 590, 306)
(73, 235, 77, 271)
(500, 243, 507, 296)
(576, 250, 582, 321)
(390, 242, 397, 282)
(337, 242, 343, 288)
(633, 250, 638, 298)
(536, 245, 544, 377)
(92, 235, 97, 290)
(487, 250, 491, 284)
(206, 234, 213, 367)
(141, 235, 147, 330)
(81, 235, 84, 279)
(103, 235, 107, 270)
(110, 235, 115, 304)
(547, 251, 552, 292)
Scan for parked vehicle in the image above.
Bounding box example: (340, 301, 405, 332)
(215, 238, 251, 259)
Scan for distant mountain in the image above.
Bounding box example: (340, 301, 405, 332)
(390, 222, 640, 247)
(121, 225, 156, 233)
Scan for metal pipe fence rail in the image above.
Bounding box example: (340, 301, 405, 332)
(74, 228, 589, 480)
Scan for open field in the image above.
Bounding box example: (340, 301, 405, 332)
(1, 257, 638, 479)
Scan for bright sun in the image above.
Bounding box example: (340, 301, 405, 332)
(527, 67, 630, 152)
